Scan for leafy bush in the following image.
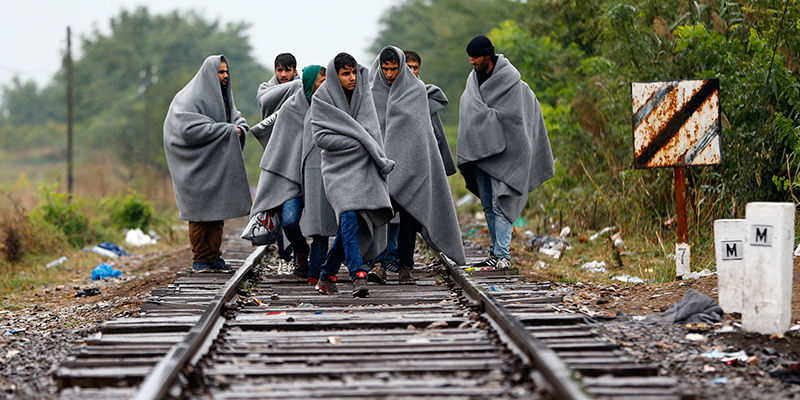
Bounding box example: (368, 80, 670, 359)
(29, 185, 92, 249)
(105, 191, 154, 231)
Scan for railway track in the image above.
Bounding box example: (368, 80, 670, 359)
(54, 230, 689, 399)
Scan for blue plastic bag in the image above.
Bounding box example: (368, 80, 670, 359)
(91, 263, 122, 280)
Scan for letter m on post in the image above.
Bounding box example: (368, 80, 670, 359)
(750, 225, 773, 247)
(721, 240, 743, 260)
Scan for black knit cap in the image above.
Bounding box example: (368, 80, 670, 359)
(466, 35, 495, 57)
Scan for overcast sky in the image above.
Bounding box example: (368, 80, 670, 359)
(0, 0, 398, 88)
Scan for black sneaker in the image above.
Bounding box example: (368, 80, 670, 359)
(352, 271, 369, 298)
(192, 262, 209, 271)
(368, 263, 387, 284)
(209, 257, 233, 270)
(293, 253, 309, 279)
(473, 252, 497, 268)
(315, 277, 339, 295)
(383, 257, 400, 273)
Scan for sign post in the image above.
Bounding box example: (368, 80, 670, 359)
(631, 78, 722, 279)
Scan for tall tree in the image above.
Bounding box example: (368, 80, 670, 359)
(371, 0, 524, 125)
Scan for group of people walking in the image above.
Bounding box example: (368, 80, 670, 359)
(163, 35, 554, 298)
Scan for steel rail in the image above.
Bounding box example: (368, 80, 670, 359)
(134, 245, 269, 400)
(443, 255, 593, 400)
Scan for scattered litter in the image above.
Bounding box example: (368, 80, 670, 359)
(539, 247, 562, 258)
(327, 336, 342, 344)
(530, 235, 571, 259)
(125, 229, 158, 246)
(536, 261, 548, 270)
(559, 226, 571, 238)
(406, 338, 431, 343)
(73, 288, 101, 297)
(795, 242, 800, 257)
(512, 216, 527, 228)
(682, 269, 715, 280)
(84, 242, 130, 258)
(581, 261, 607, 273)
(791, 324, 800, 331)
(4, 349, 19, 359)
(715, 325, 736, 334)
(685, 333, 708, 342)
(455, 194, 474, 207)
(613, 237, 626, 249)
(589, 226, 616, 241)
(91, 264, 122, 280)
(266, 311, 286, 315)
(703, 365, 716, 373)
(7, 329, 26, 335)
(426, 320, 449, 329)
(613, 275, 645, 284)
(45, 256, 68, 268)
(703, 350, 748, 362)
(489, 285, 504, 292)
(663, 218, 677, 229)
(314, 311, 322, 315)
(712, 377, 729, 384)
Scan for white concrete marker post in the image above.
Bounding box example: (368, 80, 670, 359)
(714, 219, 745, 314)
(742, 203, 794, 335)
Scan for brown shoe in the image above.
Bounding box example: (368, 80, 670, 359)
(398, 265, 414, 285)
(368, 263, 387, 284)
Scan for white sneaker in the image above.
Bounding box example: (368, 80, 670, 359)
(495, 258, 510, 270)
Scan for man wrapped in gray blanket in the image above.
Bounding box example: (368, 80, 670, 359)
(367, 46, 465, 285)
(457, 35, 555, 270)
(163, 55, 250, 271)
(310, 53, 395, 298)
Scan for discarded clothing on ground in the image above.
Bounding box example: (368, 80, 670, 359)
(647, 289, 724, 324)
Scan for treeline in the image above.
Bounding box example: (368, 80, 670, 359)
(372, 0, 800, 238)
(0, 7, 268, 171)
(2, 0, 799, 240)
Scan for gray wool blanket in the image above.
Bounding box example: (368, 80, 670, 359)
(252, 75, 302, 149)
(370, 47, 465, 265)
(310, 60, 394, 259)
(300, 105, 338, 237)
(426, 83, 457, 176)
(163, 55, 251, 222)
(647, 289, 724, 324)
(457, 55, 555, 222)
(250, 87, 308, 217)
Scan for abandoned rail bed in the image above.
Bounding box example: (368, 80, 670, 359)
(53, 232, 686, 399)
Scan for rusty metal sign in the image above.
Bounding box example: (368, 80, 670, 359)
(632, 78, 722, 169)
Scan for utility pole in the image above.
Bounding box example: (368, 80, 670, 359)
(66, 26, 74, 197)
(140, 65, 157, 165)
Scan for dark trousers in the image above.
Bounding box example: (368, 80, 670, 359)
(396, 204, 420, 268)
(188, 220, 224, 263)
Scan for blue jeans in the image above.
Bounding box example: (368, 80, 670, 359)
(282, 197, 309, 256)
(308, 235, 329, 280)
(319, 211, 368, 281)
(474, 167, 512, 260)
(370, 222, 399, 265)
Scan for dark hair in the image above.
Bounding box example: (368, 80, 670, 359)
(379, 47, 400, 64)
(404, 50, 421, 64)
(333, 53, 357, 73)
(319, 67, 326, 76)
(275, 53, 296, 70)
